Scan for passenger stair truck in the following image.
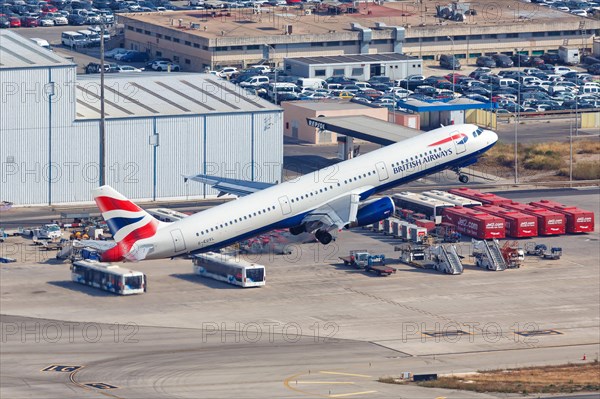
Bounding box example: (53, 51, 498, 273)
(472, 239, 507, 271)
(430, 245, 464, 274)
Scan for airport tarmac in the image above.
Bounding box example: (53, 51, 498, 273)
(1, 187, 599, 398)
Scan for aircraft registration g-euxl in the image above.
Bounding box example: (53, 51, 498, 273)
(92, 124, 498, 262)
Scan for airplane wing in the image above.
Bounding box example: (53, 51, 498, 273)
(184, 174, 276, 197)
(301, 191, 363, 232)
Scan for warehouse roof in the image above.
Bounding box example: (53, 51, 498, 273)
(0, 30, 74, 69)
(287, 53, 418, 65)
(75, 73, 278, 119)
(286, 99, 379, 111)
(401, 98, 495, 112)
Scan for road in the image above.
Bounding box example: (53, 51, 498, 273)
(495, 118, 600, 144)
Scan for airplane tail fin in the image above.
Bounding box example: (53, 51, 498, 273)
(92, 185, 162, 261)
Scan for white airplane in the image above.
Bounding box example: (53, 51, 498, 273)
(92, 124, 498, 262)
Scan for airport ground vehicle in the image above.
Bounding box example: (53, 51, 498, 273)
(525, 244, 562, 260)
(71, 260, 146, 295)
(147, 208, 189, 222)
(192, 252, 265, 287)
(393, 192, 455, 224)
(340, 250, 394, 276)
(472, 239, 507, 271)
(28, 224, 62, 240)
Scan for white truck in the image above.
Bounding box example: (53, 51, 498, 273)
(558, 46, 580, 66)
(32, 224, 62, 241)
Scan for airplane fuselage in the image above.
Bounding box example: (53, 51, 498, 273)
(134, 124, 497, 259)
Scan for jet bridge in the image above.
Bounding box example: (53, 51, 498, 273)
(306, 116, 422, 160)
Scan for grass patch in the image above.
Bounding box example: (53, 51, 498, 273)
(478, 140, 600, 180)
(559, 161, 600, 180)
(408, 362, 600, 394)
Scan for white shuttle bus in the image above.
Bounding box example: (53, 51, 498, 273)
(192, 252, 265, 287)
(71, 260, 146, 295)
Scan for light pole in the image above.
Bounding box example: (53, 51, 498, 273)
(97, 20, 108, 186)
(264, 44, 277, 103)
(447, 36, 455, 94)
(514, 48, 523, 184)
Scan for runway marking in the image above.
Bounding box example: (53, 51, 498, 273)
(329, 390, 378, 397)
(84, 382, 119, 390)
(422, 329, 471, 338)
(69, 368, 125, 399)
(283, 372, 330, 398)
(41, 364, 83, 373)
(514, 329, 563, 337)
(319, 371, 372, 378)
(297, 381, 356, 385)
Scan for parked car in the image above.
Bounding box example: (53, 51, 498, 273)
(586, 63, 600, 75)
(511, 54, 530, 66)
(439, 54, 461, 70)
(217, 66, 238, 78)
(151, 60, 180, 71)
(0, 16, 10, 29)
(120, 51, 149, 62)
(528, 56, 545, 67)
(8, 16, 20, 27)
(476, 56, 496, 68)
(115, 65, 143, 73)
(20, 16, 38, 27)
(540, 53, 561, 64)
(491, 54, 514, 68)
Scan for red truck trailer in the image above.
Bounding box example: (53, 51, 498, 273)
(475, 204, 538, 238)
(501, 202, 566, 236)
(442, 206, 505, 239)
(448, 188, 513, 206)
(529, 199, 595, 233)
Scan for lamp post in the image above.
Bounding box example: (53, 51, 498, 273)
(96, 20, 108, 186)
(447, 36, 455, 94)
(264, 44, 277, 104)
(514, 47, 523, 184)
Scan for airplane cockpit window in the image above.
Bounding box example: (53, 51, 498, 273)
(473, 127, 484, 138)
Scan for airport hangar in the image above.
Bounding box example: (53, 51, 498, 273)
(0, 30, 282, 206)
(118, 0, 600, 71)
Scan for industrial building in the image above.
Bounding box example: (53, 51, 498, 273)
(119, 0, 600, 71)
(0, 30, 282, 206)
(282, 100, 419, 145)
(283, 53, 422, 81)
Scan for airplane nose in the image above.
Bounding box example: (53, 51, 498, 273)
(485, 129, 499, 144)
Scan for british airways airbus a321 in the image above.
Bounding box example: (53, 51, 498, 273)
(92, 124, 498, 262)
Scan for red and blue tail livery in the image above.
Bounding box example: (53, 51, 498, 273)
(92, 186, 163, 262)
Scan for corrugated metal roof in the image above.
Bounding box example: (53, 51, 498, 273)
(288, 99, 375, 111)
(288, 53, 419, 66)
(0, 30, 74, 69)
(401, 98, 496, 112)
(75, 73, 279, 119)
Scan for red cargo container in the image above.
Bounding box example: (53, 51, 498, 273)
(448, 188, 513, 206)
(501, 202, 566, 236)
(529, 199, 595, 233)
(475, 204, 538, 238)
(442, 206, 505, 239)
(415, 219, 436, 233)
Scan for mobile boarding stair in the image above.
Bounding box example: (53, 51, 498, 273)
(472, 239, 507, 271)
(431, 245, 464, 274)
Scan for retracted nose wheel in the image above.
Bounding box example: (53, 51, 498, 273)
(459, 174, 469, 183)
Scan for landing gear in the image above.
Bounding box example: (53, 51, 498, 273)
(453, 167, 469, 183)
(315, 230, 333, 245)
(289, 225, 305, 236)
